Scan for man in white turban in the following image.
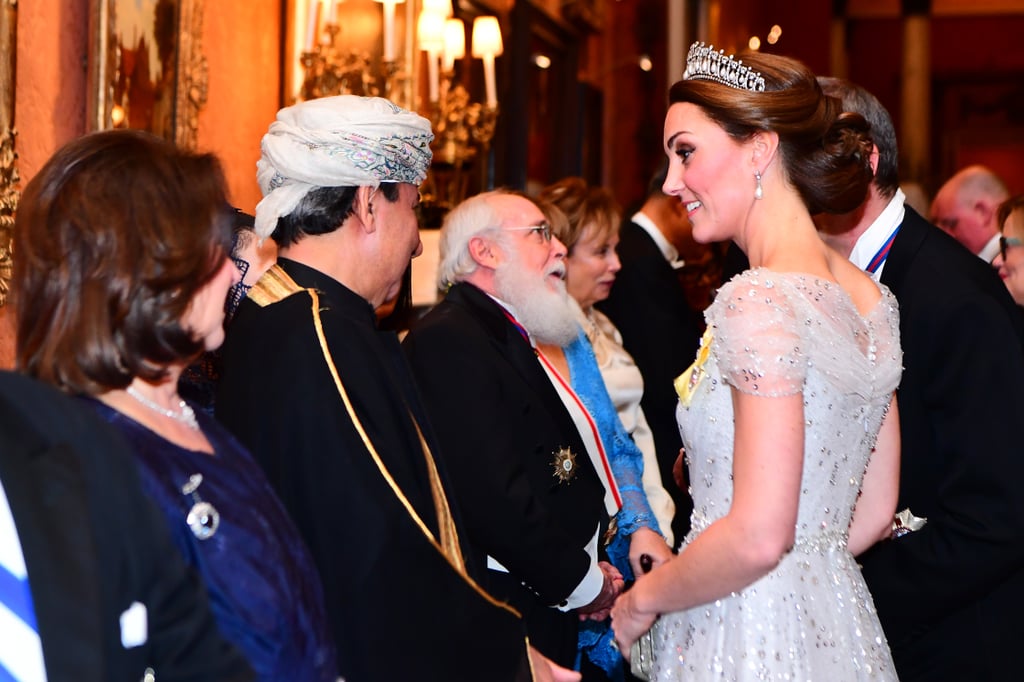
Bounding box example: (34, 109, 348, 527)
(216, 96, 573, 682)
(252, 95, 434, 241)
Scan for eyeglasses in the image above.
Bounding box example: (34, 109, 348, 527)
(503, 222, 552, 242)
(1000, 235, 1023, 261)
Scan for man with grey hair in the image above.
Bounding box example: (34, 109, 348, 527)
(815, 78, 1024, 682)
(931, 164, 1010, 262)
(216, 97, 543, 681)
(403, 190, 624, 673)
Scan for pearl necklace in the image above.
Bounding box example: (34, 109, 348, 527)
(126, 385, 199, 431)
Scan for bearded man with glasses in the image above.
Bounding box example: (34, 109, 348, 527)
(403, 190, 624, 672)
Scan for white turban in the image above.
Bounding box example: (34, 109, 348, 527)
(254, 95, 434, 239)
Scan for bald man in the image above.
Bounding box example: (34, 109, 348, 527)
(931, 165, 1010, 262)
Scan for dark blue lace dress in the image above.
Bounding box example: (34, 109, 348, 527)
(83, 397, 338, 682)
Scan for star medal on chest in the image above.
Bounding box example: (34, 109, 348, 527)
(551, 446, 578, 483)
(181, 473, 220, 540)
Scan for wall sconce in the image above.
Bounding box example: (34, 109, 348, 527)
(295, 0, 503, 215)
(418, 12, 503, 215)
(297, 0, 412, 108)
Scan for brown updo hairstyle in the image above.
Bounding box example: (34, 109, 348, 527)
(668, 50, 874, 215)
(13, 129, 234, 395)
(537, 176, 622, 252)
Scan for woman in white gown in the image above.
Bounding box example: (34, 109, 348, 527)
(610, 44, 902, 680)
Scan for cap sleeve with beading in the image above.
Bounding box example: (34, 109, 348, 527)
(708, 270, 808, 398)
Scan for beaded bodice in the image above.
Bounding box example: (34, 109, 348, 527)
(678, 269, 901, 545)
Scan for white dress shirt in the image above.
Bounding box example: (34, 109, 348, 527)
(978, 233, 1001, 264)
(848, 188, 907, 280)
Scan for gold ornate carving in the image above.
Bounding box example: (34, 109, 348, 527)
(0, 127, 16, 308)
(174, 0, 207, 150)
(0, 0, 18, 307)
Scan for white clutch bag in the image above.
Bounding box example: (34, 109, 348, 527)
(628, 554, 657, 680)
(629, 625, 656, 680)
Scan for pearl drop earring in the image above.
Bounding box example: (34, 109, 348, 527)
(754, 170, 763, 200)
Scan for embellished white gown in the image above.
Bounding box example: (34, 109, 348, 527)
(650, 269, 901, 681)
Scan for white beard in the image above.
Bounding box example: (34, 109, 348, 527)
(494, 257, 579, 346)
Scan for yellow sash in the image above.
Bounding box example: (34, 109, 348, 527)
(674, 327, 714, 407)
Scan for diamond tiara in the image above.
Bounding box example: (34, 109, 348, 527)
(683, 42, 766, 93)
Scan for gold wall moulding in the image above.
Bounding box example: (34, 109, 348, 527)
(88, 0, 208, 150)
(0, 0, 17, 307)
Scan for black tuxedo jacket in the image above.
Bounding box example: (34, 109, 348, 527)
(403, 282, 610, 667)
(859, 207, 1024, 681)
(596, 219, 701, 541)
(0, 371, 251, 682)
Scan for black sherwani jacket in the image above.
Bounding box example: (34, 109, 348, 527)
(403, 282, 610, 668)
(216, 260, 530, 682)
(859, 208, 1024, 681)
(596, 219, 701, 541)
(0, 371, 251, 682)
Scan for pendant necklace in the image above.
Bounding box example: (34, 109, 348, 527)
(181, 473, 220, 540)
(126, 385, 199, 431)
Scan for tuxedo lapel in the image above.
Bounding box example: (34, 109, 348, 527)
(448, 283, 566, 408)
(0, 407, 104, 681)
(620, 221, 663, 260)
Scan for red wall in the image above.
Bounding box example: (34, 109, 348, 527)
(847, 14, 1024, 194)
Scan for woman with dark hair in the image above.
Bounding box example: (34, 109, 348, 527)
(610, 45, 902, 680)
(12, 129, 338, 681)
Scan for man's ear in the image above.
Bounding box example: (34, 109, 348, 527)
(868, 144, 880, 175)
(352, 186, 376, 232)
(468, 235, 500, 269)
(975, 198, 997, 225)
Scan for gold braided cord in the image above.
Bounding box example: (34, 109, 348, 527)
(409, 414, 466, 573)
(305, 285, 457, 562)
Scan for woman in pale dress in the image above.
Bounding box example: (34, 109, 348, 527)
(610, 44, 902, 680)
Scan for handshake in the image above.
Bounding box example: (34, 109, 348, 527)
(576, 561, 625, 621)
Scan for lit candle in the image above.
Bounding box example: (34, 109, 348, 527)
(305, 0, 321, 50)
(327, 0, 338, 24)
(382, 0, 397, 62)
(471, 16, 502, 108)
(427, 49, 440, 103)
(482, 54, 496, 108)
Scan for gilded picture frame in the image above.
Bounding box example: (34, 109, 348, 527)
(0, 0, 17, 307)
(87, 0, 207, 149)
